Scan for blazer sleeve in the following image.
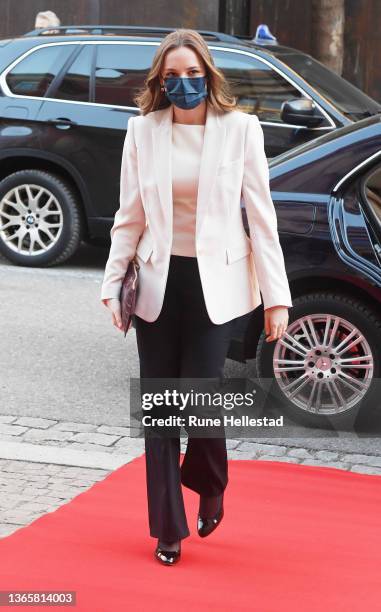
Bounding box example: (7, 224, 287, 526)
(241, 114, 293, 310)
(100, 116, 146, 306)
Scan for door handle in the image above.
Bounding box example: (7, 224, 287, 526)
(46, 117, 77, 127)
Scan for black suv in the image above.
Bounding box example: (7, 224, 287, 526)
(0, 25, 380, 267)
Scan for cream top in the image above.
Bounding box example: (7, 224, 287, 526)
(170, 122, 205, 257)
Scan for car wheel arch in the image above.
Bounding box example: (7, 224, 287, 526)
(242, 277, 381, 361)
(0, 151, 91, 217)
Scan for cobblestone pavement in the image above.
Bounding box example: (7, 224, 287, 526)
(1, 413, 381, 538)
(0, 459, 111, 538)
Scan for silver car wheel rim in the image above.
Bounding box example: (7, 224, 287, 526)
(273, 313, 374, 415)
(0, 183, 63, 255)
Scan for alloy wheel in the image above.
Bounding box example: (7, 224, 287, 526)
(0, 183, 64, 256)
(273, 313, 374, 415)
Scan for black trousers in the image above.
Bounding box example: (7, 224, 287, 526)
(134, 255, 239, 541)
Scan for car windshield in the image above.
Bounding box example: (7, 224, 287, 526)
(280, 53, 381, 119)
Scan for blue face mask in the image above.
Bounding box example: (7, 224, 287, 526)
(163, 76, 208, 110)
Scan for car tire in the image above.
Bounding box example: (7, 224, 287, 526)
(256, 292, 381, 430)
(0, 169, 83, 266)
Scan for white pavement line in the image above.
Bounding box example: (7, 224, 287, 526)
(0, 441, 144, 470)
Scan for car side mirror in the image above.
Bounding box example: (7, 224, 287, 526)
(281, 98, 325, 127)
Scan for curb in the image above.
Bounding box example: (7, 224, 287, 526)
(0, 441, 142, 470)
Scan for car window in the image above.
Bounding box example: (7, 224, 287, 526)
(211, 49, 305, 122)
(53, 45, 93, 102)
(362, 165, 381, 230)
(94, 43, 156, 107)
(281, 53, 381, 119)
(5, 45, 75, 97)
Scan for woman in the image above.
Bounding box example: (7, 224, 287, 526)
(100, 28, 292, 566)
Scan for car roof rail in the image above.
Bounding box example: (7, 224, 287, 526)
(23, 24, 240, 43)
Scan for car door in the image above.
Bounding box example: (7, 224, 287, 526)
(35, 41, 134, 223)
(331, 162, 381, 283)
(84, 41, 157, 220)
(0, 43, 76, 153)
(37, 41, 158, 223)
(210, 48, 331, 158)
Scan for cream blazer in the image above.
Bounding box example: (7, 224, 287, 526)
(100, 101, 293, 324)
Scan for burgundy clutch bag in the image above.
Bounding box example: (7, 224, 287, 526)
(119, 256, 140, 337)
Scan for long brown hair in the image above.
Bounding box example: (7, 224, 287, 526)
(134, 29, 238, 115)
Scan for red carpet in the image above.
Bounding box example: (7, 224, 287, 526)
(1, 454, 381, 611)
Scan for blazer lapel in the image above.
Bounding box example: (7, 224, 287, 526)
(151, 101, 226, 241)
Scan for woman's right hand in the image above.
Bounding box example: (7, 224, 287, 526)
(105, 298, 124, 331)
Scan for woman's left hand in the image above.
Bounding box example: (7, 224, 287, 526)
(264, 306, 289, 342)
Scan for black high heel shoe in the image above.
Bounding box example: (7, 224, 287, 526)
(197, 493, 224, 538)
(154, 540, 181, 566)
